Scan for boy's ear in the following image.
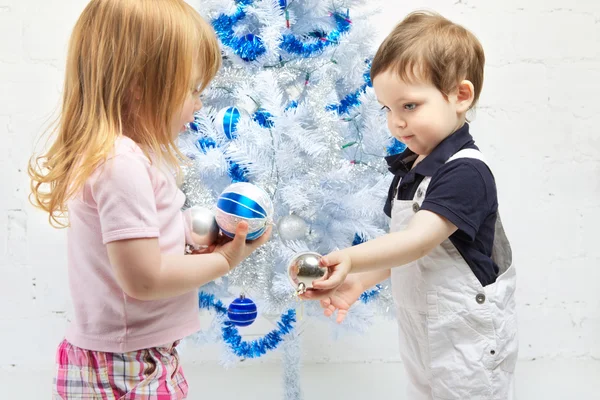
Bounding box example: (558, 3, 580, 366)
(455, 80, 475, 113)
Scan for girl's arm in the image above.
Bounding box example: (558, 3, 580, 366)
(107, 222, 271, 301)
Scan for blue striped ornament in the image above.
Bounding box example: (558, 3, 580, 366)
(216, 182, 273, 240)
(227, 295, 258, 327)
(215, 106, 241, 140)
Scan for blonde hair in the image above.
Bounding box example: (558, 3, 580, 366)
(371, 11, 485, 107)
(29, 0, 221, 227)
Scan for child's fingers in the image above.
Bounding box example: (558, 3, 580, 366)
(319, 256, 329, 267)
(312, 270, 345, 290)
(300, 288, 333, 301)
(298, 290, 317, 300)
(231, 221, 249, 247)
(320, 298, 331, 308)
(336, 309, 348, 324)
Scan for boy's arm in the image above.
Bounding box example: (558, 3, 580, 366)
(354, 268, 391, 289)
(348, 210, 456, 272)
(314, 210, 456, 290)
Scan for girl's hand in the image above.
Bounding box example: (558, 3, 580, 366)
(214, 221, 272, 270)
(189, 244, 217, 254)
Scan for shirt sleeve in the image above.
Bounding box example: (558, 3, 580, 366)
(420, 159, 497, 241)
(91, 153, 160, 244)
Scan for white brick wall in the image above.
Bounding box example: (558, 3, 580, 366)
(1, 0, 599, 398)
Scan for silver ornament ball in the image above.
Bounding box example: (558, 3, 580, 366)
(188, 206, 219, 249)
(277, 214, 308, 242)
(287, 251, 327, 294)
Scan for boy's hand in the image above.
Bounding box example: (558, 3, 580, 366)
(310, 250, 351, 291)
(215, 222, 271, 270)
(302, 274, 364, 323)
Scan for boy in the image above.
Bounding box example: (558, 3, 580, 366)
(304, 11, 518, 400)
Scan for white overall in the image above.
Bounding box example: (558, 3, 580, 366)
(390, 149, 518, 400)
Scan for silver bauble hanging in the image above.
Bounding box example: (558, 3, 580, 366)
(277, 214, 308, 242)
(287, 251, 327, 294)
(188, 205, 219, 249)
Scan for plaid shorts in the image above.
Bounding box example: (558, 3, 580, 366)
(52, 339, 188, 399)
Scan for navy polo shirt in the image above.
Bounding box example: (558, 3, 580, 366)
(383, 123, 499, 286)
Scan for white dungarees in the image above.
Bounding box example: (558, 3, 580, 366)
(390, 149, 518, 400)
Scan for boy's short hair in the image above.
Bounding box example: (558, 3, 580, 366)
(371, 11, 485, 108)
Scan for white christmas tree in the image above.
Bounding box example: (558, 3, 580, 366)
(178, 0, 404, 398)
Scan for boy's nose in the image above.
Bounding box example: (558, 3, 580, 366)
(395, 117, 407, 129)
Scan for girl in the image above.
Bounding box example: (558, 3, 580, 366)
(28, 1, 270, 398)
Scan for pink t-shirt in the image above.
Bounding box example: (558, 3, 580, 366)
(65, 136, 200, 353)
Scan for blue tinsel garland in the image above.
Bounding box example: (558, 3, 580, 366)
(360, 284, 383, 304)
(212, 1, 352, 61)
(252, 108, 275, 128)
(198, 292, 297, 359)
(280, 12, 352, 56)
(326, 60, 372, 115)
(212, 1, 267, 61)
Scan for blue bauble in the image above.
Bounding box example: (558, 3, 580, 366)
(227, 295, 258, 327)
(215, 107, 241, 140)
(279, 0, 287, 9)
(216, 182, 273, 240)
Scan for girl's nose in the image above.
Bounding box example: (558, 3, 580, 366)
(195, 98, 203, 112)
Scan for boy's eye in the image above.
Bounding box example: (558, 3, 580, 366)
(404, 103, 417, 111)
(380, 105, 391, 112)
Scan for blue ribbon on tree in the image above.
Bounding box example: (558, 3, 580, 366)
(212, 1, 353, 61)
(327, 59, 373, 115)
(211, 1, 266, 61)
(280, 12, 352, 57)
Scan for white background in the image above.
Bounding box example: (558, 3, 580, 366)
(1, 0, 599, 398)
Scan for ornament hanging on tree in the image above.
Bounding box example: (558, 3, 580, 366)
(185, 206, 219, 249)
(287, 251, 328, 294)
(227, 294, 258, 327)
(215, 106, 241, 140)
(179, 1, 396, 394)
(216, 182, 274, 240)
(277, 214, 308, 242)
